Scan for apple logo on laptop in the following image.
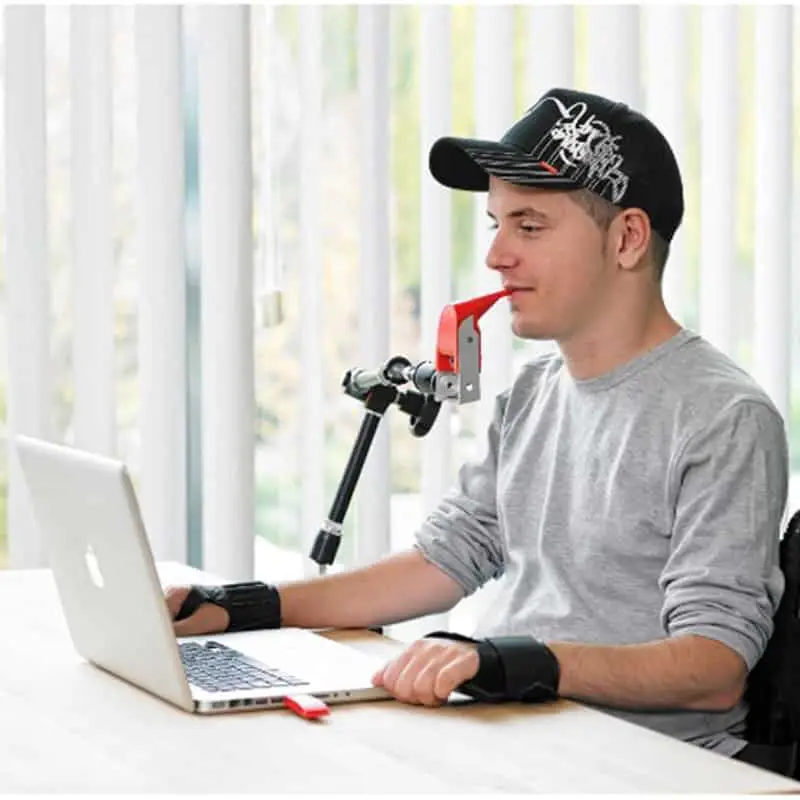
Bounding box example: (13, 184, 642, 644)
(84, 545, 105, 589)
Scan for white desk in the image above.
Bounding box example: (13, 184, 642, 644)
(3, 562, 800, 794)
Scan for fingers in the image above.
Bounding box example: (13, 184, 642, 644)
(173, 602, 230, 637)
(164, 585, 229, 636)
(372, 644, 415, 689)
(164, 585, 189, 620)
(433, 654, 477, 701)
(373, 639, 480, 707)
(406, 655, 446, 707)
(371, 664, 387, 687)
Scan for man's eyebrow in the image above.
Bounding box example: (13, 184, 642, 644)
(486, 206, 551, 222)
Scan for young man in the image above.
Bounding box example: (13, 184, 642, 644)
(166, 88, 788, 758)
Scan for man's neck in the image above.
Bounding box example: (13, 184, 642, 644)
(557, 303, 682, 381)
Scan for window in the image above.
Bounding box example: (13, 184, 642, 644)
(0, 8, 798, 615)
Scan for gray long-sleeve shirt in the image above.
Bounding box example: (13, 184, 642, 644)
(414, 328, 788, 755)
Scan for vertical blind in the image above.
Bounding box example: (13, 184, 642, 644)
(4, 6, 50, 568)
(135, 6, 187, 563)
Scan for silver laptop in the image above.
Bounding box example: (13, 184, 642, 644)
(14, 434, 396, 714)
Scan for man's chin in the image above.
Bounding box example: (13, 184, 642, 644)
(511, 317, 554, 341)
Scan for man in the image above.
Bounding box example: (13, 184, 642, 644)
(166, 88, 788, 759)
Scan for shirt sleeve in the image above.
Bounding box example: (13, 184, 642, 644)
(413, 391, 509, 597)
(660, 399, 788, 670)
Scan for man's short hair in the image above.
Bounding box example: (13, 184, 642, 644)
(568, 188, 670, 282)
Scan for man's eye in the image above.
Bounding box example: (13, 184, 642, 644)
(488, 222, 499, 231)
(520, 223, 542, 233)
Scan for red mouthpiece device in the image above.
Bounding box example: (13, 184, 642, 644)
(433, 288, 511, 404)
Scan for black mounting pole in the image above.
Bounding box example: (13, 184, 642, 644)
(308, 358, 444, 635)
(309, 384, 398, 573)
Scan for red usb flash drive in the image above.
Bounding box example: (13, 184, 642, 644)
(283, 694, 330, 720)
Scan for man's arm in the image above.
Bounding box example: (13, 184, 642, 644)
(547, 635, 746, 711)
(372, 633, 747, 710)
(167, 391, 510, 637)
(166, 548, 464, 636)
(657, 399, 787, 680)
(279, 549, 465, 629)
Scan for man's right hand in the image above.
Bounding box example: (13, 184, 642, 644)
(164, 585, 230, 636)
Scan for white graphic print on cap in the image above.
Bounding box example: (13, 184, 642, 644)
(527, 96, 630, 204)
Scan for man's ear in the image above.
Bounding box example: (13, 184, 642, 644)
(611, 208, 651, 271)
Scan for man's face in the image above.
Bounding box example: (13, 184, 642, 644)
(486, 177, 617, 342)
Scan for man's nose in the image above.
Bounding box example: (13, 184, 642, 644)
(485, 231, 517, 272)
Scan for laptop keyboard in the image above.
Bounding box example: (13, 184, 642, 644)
(179, 640, 309, 694)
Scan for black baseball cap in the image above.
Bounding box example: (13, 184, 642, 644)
(429, 87, 684, 243)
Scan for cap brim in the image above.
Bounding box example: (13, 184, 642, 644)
(429, 136, 582, 192)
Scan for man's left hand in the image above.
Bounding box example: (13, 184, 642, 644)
(371, 637, 479, 706)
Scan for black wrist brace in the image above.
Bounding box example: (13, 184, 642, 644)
(175, 581, 281, 632)
(425, 630, 560, 703)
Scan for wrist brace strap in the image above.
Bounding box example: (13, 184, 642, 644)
(425, 630, 560, 703)
(175, 581, 281, 632)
